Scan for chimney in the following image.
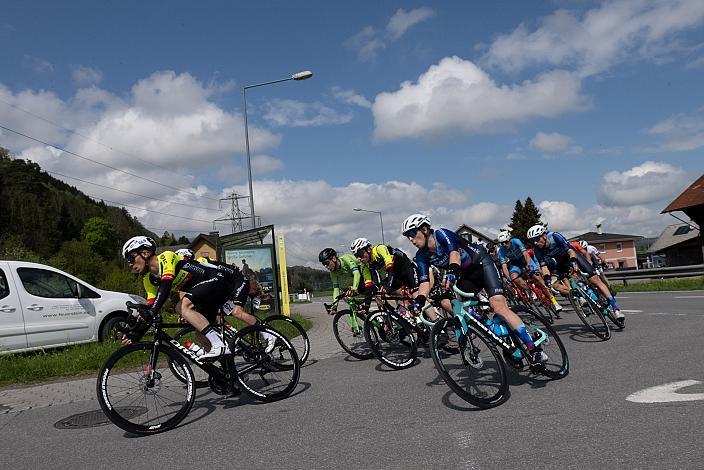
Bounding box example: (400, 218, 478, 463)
(596, 223, 602, 235)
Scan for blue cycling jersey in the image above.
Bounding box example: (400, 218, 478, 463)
(498, 238, 528, 266)
(532, 231, 573, 267)
(414, 228, 484, 283)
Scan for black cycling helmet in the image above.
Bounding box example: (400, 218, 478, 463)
(318, 248, 337, 263)
(486, 242, 496, 252)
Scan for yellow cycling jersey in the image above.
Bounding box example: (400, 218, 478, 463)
(143, 251, 190, 304)
(369, 244, 395, 272)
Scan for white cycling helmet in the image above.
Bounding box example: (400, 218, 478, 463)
(402, 214, 431, 235)
(175, 248, 194, 258)
(351, 237, 371, 254)
(526, 224, 546, 240)
(579, 240, 588, 249)
(122, 236, 157, 258)
(497, 231, 511, 243)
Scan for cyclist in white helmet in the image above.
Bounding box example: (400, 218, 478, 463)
(402, 214, 548, 365)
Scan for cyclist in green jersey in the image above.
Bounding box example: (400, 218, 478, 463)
(318, 248, 374, 316)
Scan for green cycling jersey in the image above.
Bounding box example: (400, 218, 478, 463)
(330, 253, 373, 301)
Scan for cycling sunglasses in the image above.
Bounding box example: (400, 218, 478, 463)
(403, 229, 418, 238)
(126, 252, 140, 264)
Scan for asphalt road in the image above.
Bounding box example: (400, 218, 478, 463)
(1, 291, 702, 469)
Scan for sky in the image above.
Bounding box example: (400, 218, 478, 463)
(1, 0, 703, 266)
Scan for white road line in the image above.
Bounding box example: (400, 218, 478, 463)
(627, 380, 704, 403)
(674, 296, 704, 299)
(621, 309, 643, 313)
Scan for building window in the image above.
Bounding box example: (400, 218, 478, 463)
(616, 242, 622, 252)
(618, 260, 625, 268)
(599, 244, 606, 253)
(202, 251, 210, 258)
(673, 225, 693, 236)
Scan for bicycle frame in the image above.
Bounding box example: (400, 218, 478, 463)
(446, 285, 548, 358)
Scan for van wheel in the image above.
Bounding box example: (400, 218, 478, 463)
(100, 316, 129, 342)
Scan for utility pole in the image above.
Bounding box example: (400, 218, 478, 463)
(213, 192, 251, 233)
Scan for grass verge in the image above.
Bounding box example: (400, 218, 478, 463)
(614, 277, 704, 292)
(0, 313, 312, 387)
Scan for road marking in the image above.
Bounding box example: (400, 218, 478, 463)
(627, 380, 704, 403)
(620, 309, 642, 313)
(648, 312, 670, 315)
(674, 296, 704, 299)
(455, 430, 472, 449)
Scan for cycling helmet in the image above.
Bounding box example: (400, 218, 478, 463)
(351, 237, 371, 255)
(122, 236, 157, 258)
(402, 214, 431, 235)
(579, 240, 588, 249)
(486, 243, 496, 252)
(318, 248, 337, 263)
(497, 231, 511, 243)
(175, 248, 194, 258)
(526, 224, 546, 240)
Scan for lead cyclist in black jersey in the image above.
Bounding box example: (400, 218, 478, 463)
(121, 236, 256, 361)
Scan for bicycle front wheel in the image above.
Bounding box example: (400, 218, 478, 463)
(97, 343, 195, 435)
(261, 315, 310, 365)
(569, 290, 610, 340)
(429, 317, 509, 408)
(364, 310, 417, 370)
(333, 309, 374, 360)
(512, 305, 569, 380)
(230, 324, 300, 402)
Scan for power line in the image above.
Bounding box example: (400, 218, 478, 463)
(0, 123, 220, 201)
(47, 170, 222, 212)
(0, 97, 173, 172)
(84, 192, 215, 223)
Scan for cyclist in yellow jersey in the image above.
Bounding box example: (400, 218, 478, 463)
(121, 236, 255, 361)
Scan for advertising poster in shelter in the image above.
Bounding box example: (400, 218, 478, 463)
(224, 246, 278, 314)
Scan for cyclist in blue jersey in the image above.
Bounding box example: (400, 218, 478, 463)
(527, 225, 624, 321)
(402, 214, 548, 364)
(497, 231, 563, 313)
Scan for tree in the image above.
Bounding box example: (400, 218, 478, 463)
(177, 235, 190, 245)
(160, 231, 177, 246)
(508, 197, 543, 242)
(81, 217, 120, 260)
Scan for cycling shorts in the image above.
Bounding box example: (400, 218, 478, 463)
(508, 259, 538, 277)
(552, 252, 595, 279)
(184, 275, 249, 320)
(458, 255, 505, 298)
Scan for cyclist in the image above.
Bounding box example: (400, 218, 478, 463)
(579, 240, 614, 293)
(527, 225, 624, 321)
(402, 214, 548, 364)
(175, 248, 194, 259)
(319, 247, 374, 316)
(496, 231, 563, 314)
(121, 236, 256, 361)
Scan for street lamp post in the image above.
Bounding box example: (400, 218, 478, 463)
(243, 70, 313, 229)
(353, 208, 385, 244)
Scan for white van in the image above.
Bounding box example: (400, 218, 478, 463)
(0, 260, 145, 355)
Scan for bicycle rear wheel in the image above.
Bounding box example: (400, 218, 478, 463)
(569, 290, 610, 340)
(97, 343, 195, 434)
(429, 317, 509, 408)
(333, 309, 374, 360)
(511, 305, 569, 380)
(230, 324, 300, 402)
(364, 310, 417, 370)
(261, 314, 310, 365)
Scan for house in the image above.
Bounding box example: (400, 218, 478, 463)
(569, 231, 642, 269)
(647, 223, 702, 267)
(456, 224, 494, 245)
(156, 244, 188, 255)
(189, 232, 219, 261)
(661, 173, 704, 264)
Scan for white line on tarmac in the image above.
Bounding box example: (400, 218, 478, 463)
(621, 309, 643, 313)
(674, 296, 704, 299)
(627, 380, 704, 403)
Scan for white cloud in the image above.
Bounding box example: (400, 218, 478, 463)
(343, 26, 386, 61)
(71, 65, 103, 86)
(23, 55, 54, 74)
(344, 7, 435, 61)
(331, 87, 372, 109)
(530, 132, 572, 152)
(597, 161, 690, 207)
(645, 108, 704, 152)
(372, 56, 587, 141)
(262, 99, 353, 127)
(481, 0, 704, 76)
(386, 7, 435, 40)
(686, 56, 704, 69)
(252, 154, 283, 174)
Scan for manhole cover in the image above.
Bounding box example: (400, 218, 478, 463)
(54, 407, 147, 429)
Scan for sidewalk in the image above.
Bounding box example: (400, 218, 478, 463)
(0, 299, 341, 414)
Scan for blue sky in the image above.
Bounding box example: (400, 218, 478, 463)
(1, 1, 703, 265)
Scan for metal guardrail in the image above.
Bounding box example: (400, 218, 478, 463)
(606, 264, 704, 285)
